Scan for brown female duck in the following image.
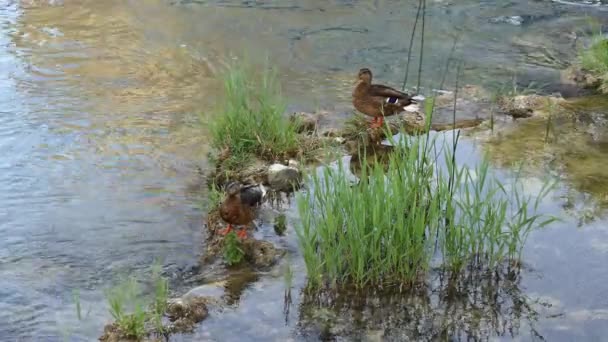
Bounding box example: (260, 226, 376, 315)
(352, 68, 421, 128)
(219, 181, 266, 239)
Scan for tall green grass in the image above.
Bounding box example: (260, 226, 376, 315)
(296, 126, 556, 289)
(580, 34, 608, 93)
(106, 276, 148, 339)
(209, 64, 301, 169)
(104, 263, 170, 339)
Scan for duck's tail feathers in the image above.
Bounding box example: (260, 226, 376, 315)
(240, 183, 267, 206)
(403, 103, 421, 113)
(411, 95, 426, 102)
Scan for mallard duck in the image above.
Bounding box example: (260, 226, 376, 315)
(352, 68, 422, 128)
(219, 181, 266, 239)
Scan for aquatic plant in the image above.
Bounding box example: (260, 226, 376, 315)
(206, 183, 223, 211)
(151, 263, 169, 334)
(223, 231, 245, 266)
(580, 34, 608, 93)
(103, 263, 171, 339)
(106, 276, 148, 339)
(209, 63, 300, 169)
(274, 213, 288, 236)
(296, 106, 556, 289)
(73, 289, 82, 321)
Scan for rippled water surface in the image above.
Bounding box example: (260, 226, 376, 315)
(1, 0, 608, 340)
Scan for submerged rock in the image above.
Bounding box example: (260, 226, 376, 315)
(166, 296, 210, 333)
(241, 238, 285, 268)
(267, 163, 302, 192)
(489, 15, 524, 26)
(402, 111, 427, 132)
(99, 324, 131, 342)
(561, 65, 602, 90)
(183, 281, 227, 300)
(497, 94, 565, 118)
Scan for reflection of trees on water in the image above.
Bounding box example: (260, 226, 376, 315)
(295, 263, 547, 341)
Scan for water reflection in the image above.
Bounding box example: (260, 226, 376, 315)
(485, 97, 608, 211)
(297, 264, 547, 341)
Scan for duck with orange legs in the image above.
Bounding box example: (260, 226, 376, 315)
(218, 181, 266, 239)
(352, 68, 423, 129)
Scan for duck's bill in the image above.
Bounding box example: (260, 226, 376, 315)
(403, 104, 420, 112)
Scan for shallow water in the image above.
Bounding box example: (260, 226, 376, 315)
(0, 0, 608, 340)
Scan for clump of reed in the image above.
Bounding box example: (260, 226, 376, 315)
(580, 33, 608, 93)
(223, 231, 245, 266)
(296, 110, 556, 290)
(103, 263, 170, 340)
(209, 63, 301, 170)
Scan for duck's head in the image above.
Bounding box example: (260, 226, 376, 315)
(357, 68, 372, 83)
(225, 181, 242, 196)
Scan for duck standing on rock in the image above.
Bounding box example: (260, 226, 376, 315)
(219, 181, 266, 239)
(352, 68, 423, 129)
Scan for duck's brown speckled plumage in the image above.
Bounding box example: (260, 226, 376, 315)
(352, 68, 414, 119)
(219, 182, 265, 228)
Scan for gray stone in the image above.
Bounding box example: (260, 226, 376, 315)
(267, 163, 302, 192)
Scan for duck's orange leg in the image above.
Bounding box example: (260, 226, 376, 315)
(369, 117, 378, 128)
(219, 224, 233, 236)
(236, 228, 248, 239)
(370, 117, 383, 129)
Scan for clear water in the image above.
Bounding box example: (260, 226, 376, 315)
(0, 0, 607, 340)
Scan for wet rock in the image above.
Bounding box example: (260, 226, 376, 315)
(241, 238, 285, 268)
(434, 85, 490, 108)
(561, 65, 602, 90)
(489, 15, 524, 26)
(497, 94, 565, 118)
(166, 296, 210, 333)
(99, 324, 128, 342)
(509, 108, 534, 119)
(402, 111, 427, 132)
(290, 112, 318, 134)
(183, 281, 226, 301)
(207, 157, 268, 189)
(98, 324, 160, 342)
(267, 163, 302, 192)
(287, 159, 300, 168)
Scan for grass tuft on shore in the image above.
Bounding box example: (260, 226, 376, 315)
(296, 118, 557, 290)
(210, 64, 301, 170)
(580, 35, 608, 93)
(103, 263, 170, 340)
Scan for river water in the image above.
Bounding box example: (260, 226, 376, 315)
(0, 0, 607, 341)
